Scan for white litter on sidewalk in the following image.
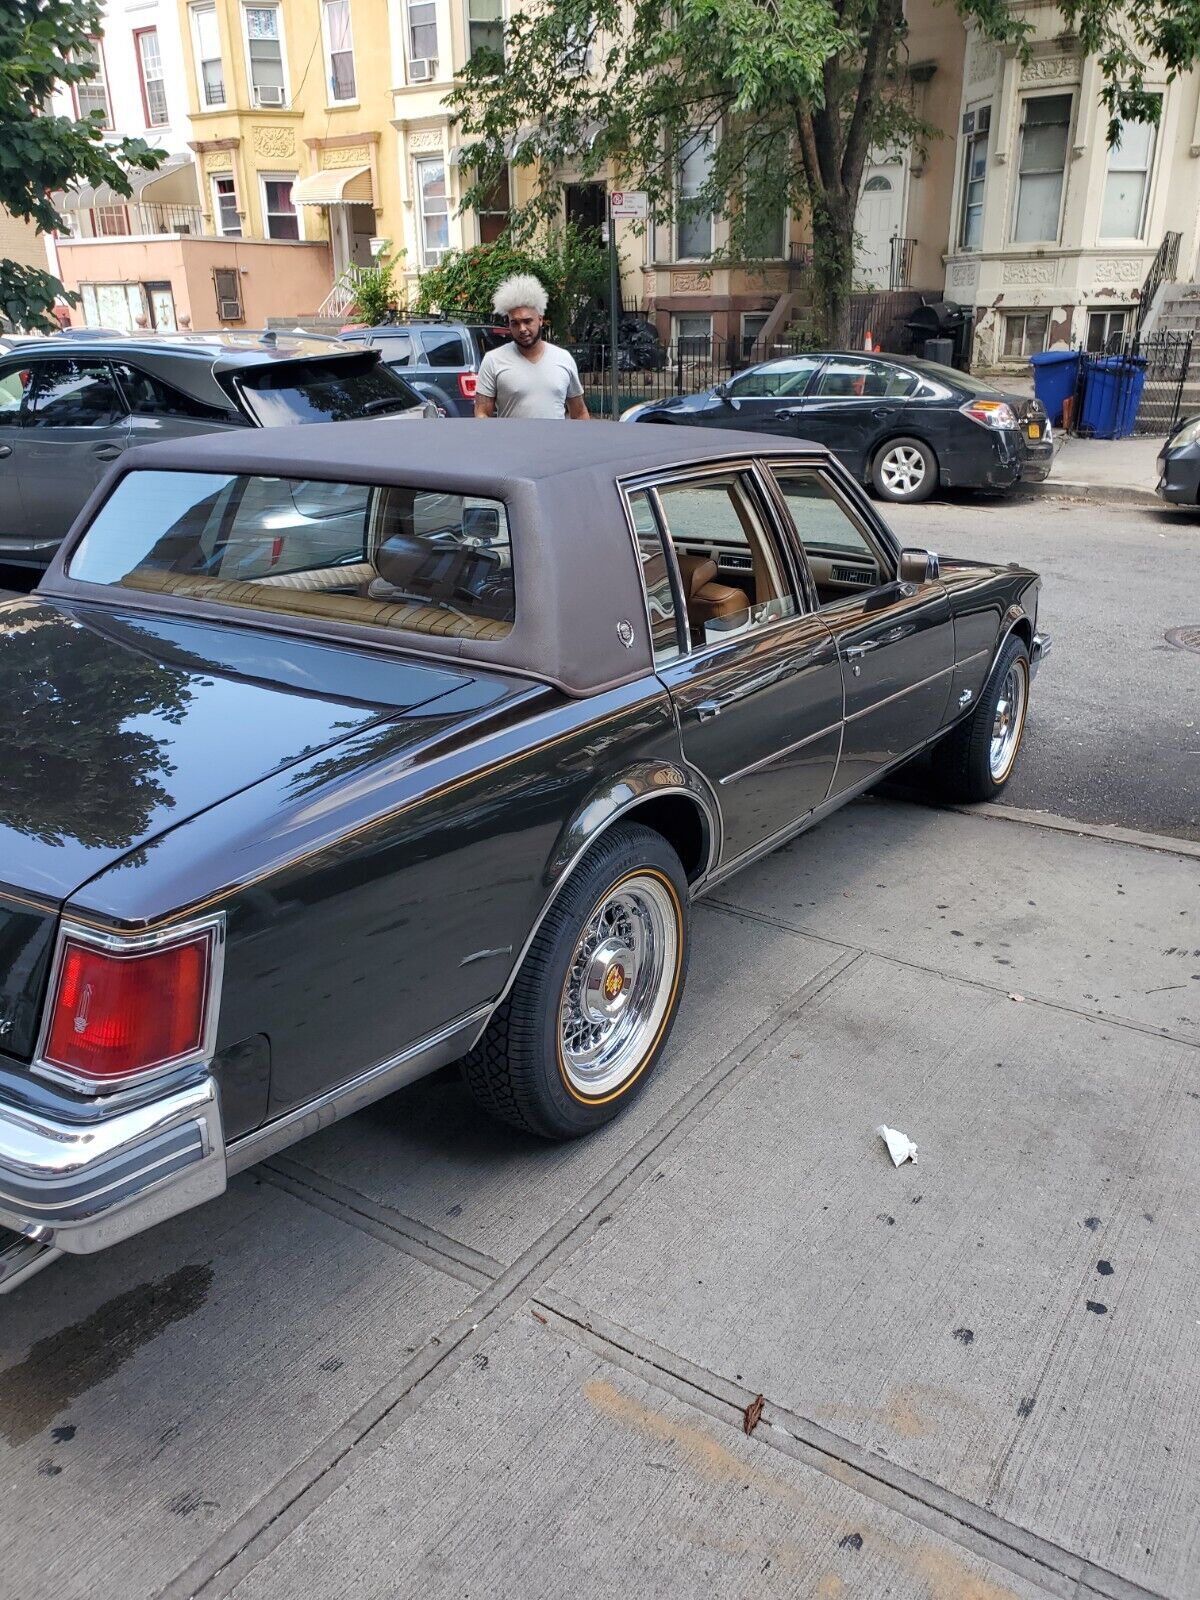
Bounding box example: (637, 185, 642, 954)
(877, 1125, 918, 1167)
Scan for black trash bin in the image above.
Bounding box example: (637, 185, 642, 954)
(923, 337, 954, 365)
(905, 302, 971, 368)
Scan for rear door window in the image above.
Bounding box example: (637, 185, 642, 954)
(419, 329, 469, 368)
(0, 359, 32, 426)
(25, 360, 127, 428)
(375, 333, 414, 366)
(232, 353, 423, 424)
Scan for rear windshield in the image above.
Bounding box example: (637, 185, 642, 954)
(911, 358, 1004, 397)
(233, 352, 424, 425)
(68, 470, 515, 637)
(472, 326, 511, 355)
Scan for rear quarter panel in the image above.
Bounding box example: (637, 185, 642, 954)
(70, 676, 684, 1118)
(939, 559, 1040, 714)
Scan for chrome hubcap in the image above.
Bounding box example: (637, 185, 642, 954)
(989, 662, 1027, 780)
(558, 874, 679, 1097)
(881, 446, 927, 496)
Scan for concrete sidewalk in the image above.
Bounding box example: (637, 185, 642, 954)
(1046, 431, 1164, 506)
(1, 797, 1197, 1600)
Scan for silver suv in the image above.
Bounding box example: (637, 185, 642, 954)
(0, 331, 431, 570)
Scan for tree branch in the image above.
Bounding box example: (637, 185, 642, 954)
(840, 0, 900, 191)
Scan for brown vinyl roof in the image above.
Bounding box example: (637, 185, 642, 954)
(44, 419, 831, 697)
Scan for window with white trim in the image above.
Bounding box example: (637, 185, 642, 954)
(1002, 311, 1049, 358)
(1100, 107, 1158, 240)
(677, 131, 714, 259)
(212, 174, 241, 237)
(740, 312, 769, 357)
(191, 4, 225, 107)
(958, 123, 988, 249)
(466, 0, 503, 61)
(244, 4, 287, 107)
(1011, 94, 1071, 244)
(673, 312, 711, 356)
(322, 0, 356, 101)
(416, 156, 449, 264)
(74, 38, 112, 127)
(135, 28, 170, 127)
(408, 0, 437, 70)
(91, 203, 130, 237)
(260, 173, 300, 240)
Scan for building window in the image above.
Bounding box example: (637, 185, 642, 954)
(416, 156, 449, 264)
(1086, 307, 1130, 353)
(959, 123, 988, 249)
(673, 313, 712, 356)
(91, 204, 130, 237)
(1002, 311, 1049, 359)
(261, 173, 300, 239)
(73, 38, 112, 127)
(466, 0, 503, 61)
(677, 131, 714, 259)
(740, 312, 769, 357)
(322, 0, 356, 101)
(134, 28, 170, 127)
(478, 166, 510, 244)
(212, 174, 241, 236)
(1100, 110, 1158, 240)
(214, 267, 244, 321)
(408, 0, 438, 69)
(244, 5, 287, 107)
(192, 5, 225, 107)
(1011, 93, 1071, 244)
(744, 148, 786, 260)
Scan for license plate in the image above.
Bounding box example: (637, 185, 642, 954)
(1026, 422, 1041, 439)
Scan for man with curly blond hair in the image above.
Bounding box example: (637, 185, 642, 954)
(474, 273, 589, 420)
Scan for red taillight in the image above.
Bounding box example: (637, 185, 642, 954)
(43, 931, 214, 1085)
(458, 372, 478, 399)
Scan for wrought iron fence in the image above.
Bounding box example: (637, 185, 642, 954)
(1066, 329, 1193, 437)
(889, 237, 916, 291)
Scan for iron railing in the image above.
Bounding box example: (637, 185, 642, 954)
(1065, 329, 1192, 437)
(1135, 231, 1182, 335)
(889, 236, 916, 291)
(65, 203, 205, 238)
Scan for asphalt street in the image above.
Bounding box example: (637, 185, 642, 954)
(886, 492, 1200, 840)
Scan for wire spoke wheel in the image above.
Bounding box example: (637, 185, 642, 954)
(557, 872, 678, 1098)
(989, 658, 1028, 781)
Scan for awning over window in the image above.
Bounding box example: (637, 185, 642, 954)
(55, 153, 199, 212)
(292, 165, 373, 206)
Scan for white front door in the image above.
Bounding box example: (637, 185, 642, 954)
(855, 163, 904, 288)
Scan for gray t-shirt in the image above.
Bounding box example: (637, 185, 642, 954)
(476, 341, 584, 418)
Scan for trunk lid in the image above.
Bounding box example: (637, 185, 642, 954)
(0, 596, 472, 1058)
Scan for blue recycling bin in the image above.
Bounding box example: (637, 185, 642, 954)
(1079, 354, 1147, 439)
(1029, 349, 1081, 427)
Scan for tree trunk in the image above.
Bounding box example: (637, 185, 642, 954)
(812, 190, 856, 348)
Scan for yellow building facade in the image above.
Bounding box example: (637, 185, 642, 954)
(175, 0, 405, 301)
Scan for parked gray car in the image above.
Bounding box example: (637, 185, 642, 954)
(0, 331, 431, 570)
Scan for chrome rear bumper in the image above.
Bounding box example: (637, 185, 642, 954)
(1030, 631, 1051, 679)
(0, 1075, 225, 1292)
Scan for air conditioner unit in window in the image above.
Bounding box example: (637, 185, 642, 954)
(219, 299, 243, 319)
(255, 84, 285, 106)
(409, 57, 435, 81)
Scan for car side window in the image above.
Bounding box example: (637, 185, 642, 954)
(627, 490, 683, 665)
(885, 366, 920, 398)
(727, 356, 819, 400)
(378, 334, 414, 367)
(770, 469, 890, 608)
(112, 363, 237, 423)
(420, 330, 467, 368)
(25, 359, 127, 429)
(652, 474, 799, 649)
(0, 359, 32, 427)
(811, 357, 893, 400)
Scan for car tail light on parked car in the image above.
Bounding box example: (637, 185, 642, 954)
(960, 398, 1018, 430)
(458, 372, 478, 400)
(38, 918, 224, 1089)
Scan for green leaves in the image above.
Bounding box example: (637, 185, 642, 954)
(0, 0, 164, 327)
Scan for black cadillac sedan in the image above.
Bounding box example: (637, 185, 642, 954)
(622, 351, 1052, 504)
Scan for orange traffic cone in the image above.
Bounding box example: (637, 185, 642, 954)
(863, 328, 874, 352)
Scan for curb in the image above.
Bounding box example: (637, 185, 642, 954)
(1039, 478, 1162, 509)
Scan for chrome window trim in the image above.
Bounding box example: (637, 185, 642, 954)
(32, 912, 226, 1096)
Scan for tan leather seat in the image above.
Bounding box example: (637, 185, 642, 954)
(675, 553, 749, 631)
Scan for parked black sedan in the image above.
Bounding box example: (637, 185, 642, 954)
(622, 351, 1052, 504)
(0, 420, 1047, 1294)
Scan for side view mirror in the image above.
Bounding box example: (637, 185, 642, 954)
(898, 547, 940, 585)
(713, 381, 732, 403)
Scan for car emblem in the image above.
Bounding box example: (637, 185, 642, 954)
(603, 963, 626, 1000)
(616, 620, 635, 648)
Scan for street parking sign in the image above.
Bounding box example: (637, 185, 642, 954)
(609, 190, 649, 219)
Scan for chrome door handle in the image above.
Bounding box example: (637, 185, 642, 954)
(844, 642, 875, 659)
(93, 446, 122, 460)
(0, 444, 11, 459)
(773, 406, 804, 419)
(693, 699, 723, 721)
